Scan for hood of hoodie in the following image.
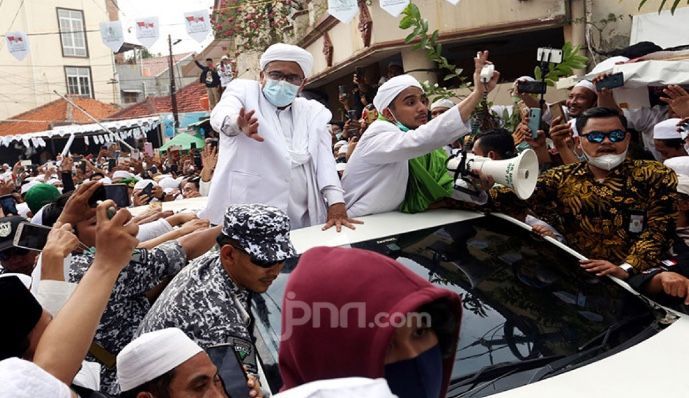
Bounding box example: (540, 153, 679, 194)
(279, 246, 462, 396)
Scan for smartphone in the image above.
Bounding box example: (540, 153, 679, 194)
(144, 142, 154, 157)
(141, 182, 154, 198)
(347, 110, 358, 120)
(108, 158, 116, 171)
(20, 160, 32, 167)
(79, 161, 87, 173)
(130, 149, 140, 161)
(528, 108, 541, 138)
(338, 85, 347, 97)
(0, 195, 18, 216)
(206, 344, 250, 398)
(207, 138, 219, 150)
(190, 142, 197, 150)
(194, 153, 203, 169)
(595, 72, 624, 91)
(170, 164, 179, 174)
(549, 101, 568, 124)
(13, 222, 51, 251)
(517, 80, 547, 94)
(88, 184, 131, 208)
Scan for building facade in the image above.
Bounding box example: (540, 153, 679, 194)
(0, 0, 118, 120)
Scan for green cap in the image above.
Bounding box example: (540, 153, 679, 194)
(24, 183, 60, 214)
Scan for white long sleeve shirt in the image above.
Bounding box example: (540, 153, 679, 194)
(342, 106, 471, 217)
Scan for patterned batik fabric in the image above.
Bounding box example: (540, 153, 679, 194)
(490, 159, 678, 271)
(68, 241, 187, 395)
(135, 251, 252, 349)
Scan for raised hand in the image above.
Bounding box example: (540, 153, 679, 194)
(237, 107, 263, 142)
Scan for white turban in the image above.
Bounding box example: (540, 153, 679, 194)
(430, 98, 455, 112)
(117, 328, 204, 392)
(112, 170, 134, 180)
(574, 79, 596, 94)
(664, 156, 689, 177)
(373, 74, 423, 112)
(260, 43, 314, 78)
(0, 358, 72, 398)
(273, 377, 397, 398)
(653, 118, 683, 140)
(158, 177, 179, 190)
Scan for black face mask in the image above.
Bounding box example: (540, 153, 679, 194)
(384, 345, 443, 398)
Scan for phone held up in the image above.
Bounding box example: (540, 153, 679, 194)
(595, 72, 624, 91)
(88, 184, 131, 208)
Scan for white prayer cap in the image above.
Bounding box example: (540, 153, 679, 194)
(46, 178, 61, 186)
(664, 156, 689, 176)
(100, 177, 112, 184)
(337, 145, 348, 156)
(117, 328, 204, 392)
(590, 56, 629, 75)
(158, 177, 180, 190)
(677, 174, 689, 196)
(654, 118, 683, 140)
(273, 377, 397, 398)
(333, 140, 347, 150)
(134, 179, 157, 191)
(514, 76, 536, 83)
(430, 98, 455, 112)
(336, 163, 347, 172)
(163, 187, 176, 195)
(16, 202, 30, 218)
(112, 170, 134, 180)
(573, 79, 596, 94)
(373, 74, 423, 112)
(0, 357, 72, 398)
(21, 180, 40, 195)
(260, 43, 314, 78)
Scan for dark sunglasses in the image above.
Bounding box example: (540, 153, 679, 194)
(581, 129, 627, 144)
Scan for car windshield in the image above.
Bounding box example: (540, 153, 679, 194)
(252, 214, 659, 394)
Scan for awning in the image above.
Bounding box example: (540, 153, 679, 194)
(0, 116, 161, 149)
(159, 132, 205, 152)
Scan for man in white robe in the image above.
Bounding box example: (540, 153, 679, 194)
(201, 43, 359, 231)
(342, 51, 500, 217)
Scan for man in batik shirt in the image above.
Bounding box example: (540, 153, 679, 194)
(135, 204, 295, 351)
(489, 107, 677, 278)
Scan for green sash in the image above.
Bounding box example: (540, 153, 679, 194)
(400, 148, 454, 213)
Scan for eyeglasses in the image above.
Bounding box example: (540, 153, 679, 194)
(266, 71, 305, 86)
(581, 129, 627, 144)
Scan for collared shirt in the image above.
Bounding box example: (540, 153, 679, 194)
(490, 159, 677, 271)
(135, 251, 252, 348)
(68, 241, 187, 395)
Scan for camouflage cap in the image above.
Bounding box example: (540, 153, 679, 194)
(222, 204, 296, 264)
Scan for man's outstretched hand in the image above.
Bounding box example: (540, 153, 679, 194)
(322, 202, 363, 232)
(237, 107, 264, 142)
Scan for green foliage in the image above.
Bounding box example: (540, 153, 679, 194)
(398, 3, 468, 101)
(638, 0, 688, 14)
(534, 42, 588, 87)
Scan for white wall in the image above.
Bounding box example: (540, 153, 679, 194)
(0, 0, 117, 120)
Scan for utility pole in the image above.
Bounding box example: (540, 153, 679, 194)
(168, 34, 180, 129)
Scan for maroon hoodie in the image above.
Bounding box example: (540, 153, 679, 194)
(278, 246, 462, 396)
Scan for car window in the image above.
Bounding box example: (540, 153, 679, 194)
(252, 215, 657, 393)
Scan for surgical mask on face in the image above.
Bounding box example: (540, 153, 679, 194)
(387, 110, 410, 132)
(384, 345, 443, 398)
(583, 148, 628, 171)
(262, 78, 299, 107)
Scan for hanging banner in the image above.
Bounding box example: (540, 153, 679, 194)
(134, 17, 160, 49)
(5, 32, 29, 61)
(100, 21, 124, 53)
(328, 0, 359, 23)
(379, 0, 409, 17)
(184, 10, 211, 43)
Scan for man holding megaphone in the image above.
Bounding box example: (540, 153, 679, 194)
(342, 51, 501, 217)
(485, 107, 677, 279)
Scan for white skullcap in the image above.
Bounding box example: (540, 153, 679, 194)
(664, 156, 689, 177)
(373, 74, 423, 112)
(333, 140, 347, 150)
(100, 177, 112, 184)
(158, 177, 179, 190)
(112, 170, 134, 180)
(0, 358, 72, 398)
(46, 178, 61, 186)
(590, 56, 630, 75)
(260, 43, 313, 78)
(654, 118, 683, 140)
(134, 179, 157, 191)
(117, 328, 204, 392)
(337, 145, 348, 156)
(336, 162, 347, 172)
(430, 98, 455, 112)
(677, 174, 689, 196)
(514, 76, 536, 83)
(574, 79, 596, 94)
(21, 180, 40, 195)
(16, 202, 30, 218)
(273, 377, 397, 398)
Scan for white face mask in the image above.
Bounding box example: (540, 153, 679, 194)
(583, 149, 627, 171)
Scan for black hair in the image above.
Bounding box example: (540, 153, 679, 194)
(119, 368, 175, 398)
(575, 107, 628, 135)
(40, 192, 72, 228)
(205, 58, 213, 62)
(657, 138, 684, 150)
(419, 298, 459, 359)
(474, 128, 517, 159)
(91, 172, 105, 179)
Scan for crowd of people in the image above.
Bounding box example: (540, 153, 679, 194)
(1, 40, 689, 398)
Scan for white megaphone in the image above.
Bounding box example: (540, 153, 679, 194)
(446, 149, 539, 200)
